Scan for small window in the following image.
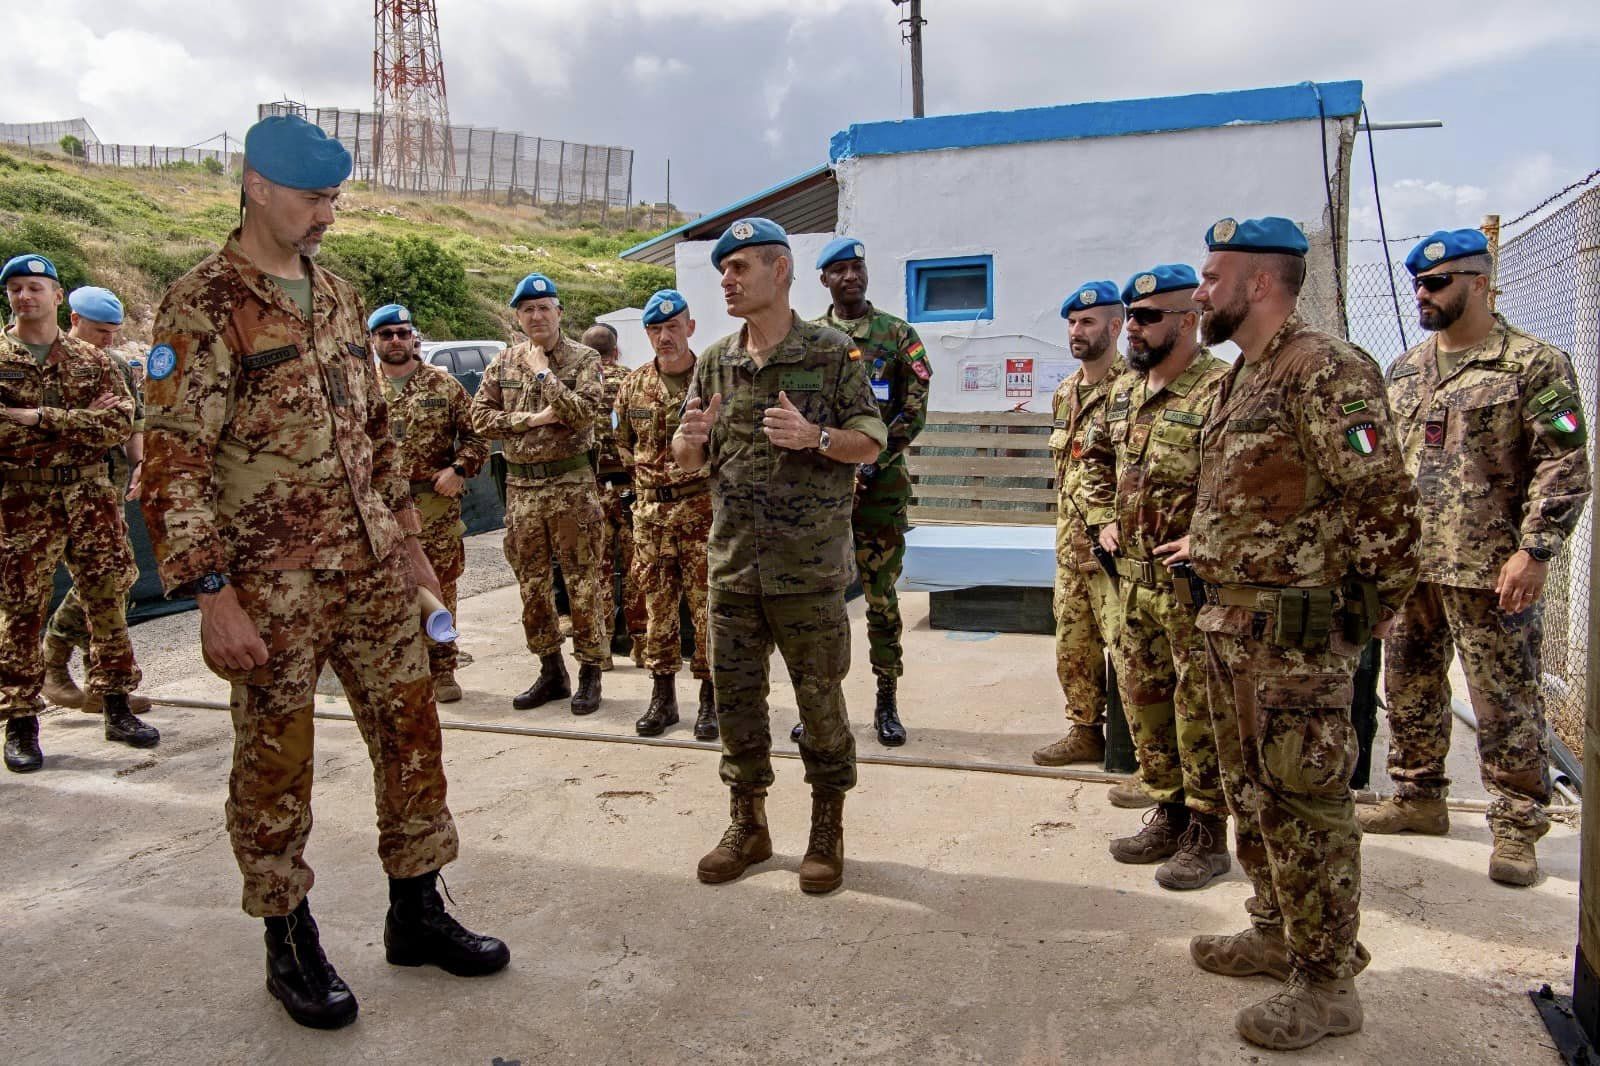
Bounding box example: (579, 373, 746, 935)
(454, 347, 487, 373)
(430, 349, 459, 373)
(906, 255, 994, 322)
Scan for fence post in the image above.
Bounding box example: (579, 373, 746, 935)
(1481, 213, 1502, 312)
(533, 139, 543, 205)
(507, 133, 520, 207)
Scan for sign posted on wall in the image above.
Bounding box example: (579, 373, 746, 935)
(1005, 357, 1035, 398)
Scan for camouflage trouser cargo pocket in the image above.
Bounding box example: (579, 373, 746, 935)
(1256, 674, 1357, 797)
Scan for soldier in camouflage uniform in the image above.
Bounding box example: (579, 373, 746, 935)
(615, 289, 715, 739)
(583, 322, 648, 664)
(1080, 265, 1231, 890)
(1362, 228, 1590, 888)
(674, 219, 887, 895)
(472, 274, 608, 715)
(139, 115, 506, 1030)
(369, 303, 489, 704)
(787, 237, 928, 746)
(42, 286, 157, 717)
(1170, 217, 1420, 1051)
(1, 256, 157, 774)
(1036, 280, 1125, 770)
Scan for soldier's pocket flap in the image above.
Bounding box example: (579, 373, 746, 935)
(1151, 421, 1201, 448)
(1256, 673, 1353, 710)
(1448, 379, 1518, 410)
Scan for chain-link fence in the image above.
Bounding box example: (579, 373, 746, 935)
(0, 118, 239, 172)
(0, 117, 101, 151)
(1346, 178, 1600, 761)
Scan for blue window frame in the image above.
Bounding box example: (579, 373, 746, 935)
(906, 254, 994, 323)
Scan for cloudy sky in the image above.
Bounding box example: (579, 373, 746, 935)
(8, 0, 1598, 247)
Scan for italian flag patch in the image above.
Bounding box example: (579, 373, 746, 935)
(1551, 409, 1580, 433)
(1346, 422, 1378, 455)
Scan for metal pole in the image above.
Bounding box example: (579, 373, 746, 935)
(665, 158, 671, 217)
(1573, 187, 1600, 1048)
(907, 0, 926, 118)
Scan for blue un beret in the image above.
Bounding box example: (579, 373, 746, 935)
(1205, 216, 1309, 257)
(509, 273, 559, 307)
(1121, 264, 1200, 305)
(642, 289, 688, 326)
(367, 304, 413, 332)
(711, 217, 790, 271)
(68, 286, 124, 324)
(1060, 280, 1121, 318)
(244, 115, 353, 191)
(816, 236, 866, 271)
(0, 253, 59, 285)
(1405, 229, 1490, 276)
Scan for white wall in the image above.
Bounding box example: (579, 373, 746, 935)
(594, 307, 652, 371)
(668, 118, 1347, 411)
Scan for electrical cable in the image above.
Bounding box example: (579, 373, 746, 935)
(1362, 103, 1409, 352)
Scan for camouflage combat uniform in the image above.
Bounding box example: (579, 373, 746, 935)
(383, 361, 488, 679)
(471, 337, 608, 665)
(1048, 359, 1124, 727)
(1190, 314, 1420, 980)
(689, 312, 888, 792)
(595, 359, 647, 644)
(140, 231, 458, 917)
(813, 304, 930, 679)
(1382, 315, 1589, 843)
(614, 357, 712, 679)
(46, 350, 145, 656)
(1080, 351, 1228, 813)
(0, 328, 139, 717)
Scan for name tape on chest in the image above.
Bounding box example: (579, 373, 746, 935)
(1161, 409, 1204, 427)
(242, 345, 299, 372)
(779, 370, 824, 391)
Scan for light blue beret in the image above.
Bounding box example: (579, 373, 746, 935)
(1205, 216, 1309, 257)
(642, 289, 688, 325)
(816, 236, 866, 271)
(711, 217, 790, 271)
(1405, 229, 1490, 275)
(1060, 280, 1121, 318)
(0, 254, 59, 285)
(244, 115, 353, 190)
(68, 286, 123, 324)
(509, 273, 559, 307)
(1121, 264, 1200, 305)
(367, 303, 413, 331)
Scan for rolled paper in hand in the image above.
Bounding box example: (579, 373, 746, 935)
(417, 587, 458, 643)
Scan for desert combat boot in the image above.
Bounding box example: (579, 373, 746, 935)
(1110, 802, 1189, 863)
(1032, 724, 1105, 766)
(799, 789, 846, 894)
(697, 786, 773, 884)
(1356, 795, 1448, 835)
(1235, 971, 1363, 1051)
(1189, 926, 1293, 981)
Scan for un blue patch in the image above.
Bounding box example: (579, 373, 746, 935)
(147, 344, 177, 381)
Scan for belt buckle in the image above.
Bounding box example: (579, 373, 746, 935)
(659, 485, 676, 502)
(52, 466, 77, 485)
(1203, 583, 1220, 607)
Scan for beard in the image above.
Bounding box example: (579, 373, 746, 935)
(1126, 335, 1174, 373)
(1418, 287, 1468, 331)
(376, 345, 414, 366)
(1201, 290, 1248, 345)
(1072, 330, 1112, 362)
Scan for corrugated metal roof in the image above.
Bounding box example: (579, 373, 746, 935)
(620, 165, 838, 266)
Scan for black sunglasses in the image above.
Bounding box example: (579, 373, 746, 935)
(1127, 306, 1192, 326)
(1413, 271, 1482, 294)
(374, 327, 414, 340)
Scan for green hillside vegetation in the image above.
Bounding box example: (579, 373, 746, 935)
(0, 145, 678, 343)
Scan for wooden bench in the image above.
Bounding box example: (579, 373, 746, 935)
(907, 410, 1056, 526)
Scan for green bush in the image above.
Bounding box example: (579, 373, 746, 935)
(59, 135, 85, 159)
(201, 157, 224, 177)
(126, 242, 210, 289)
(0, 173, 109, 226)
(0, 218, 92, 327)
(621, 265, 675, 309)
(319, 232, 475, 338)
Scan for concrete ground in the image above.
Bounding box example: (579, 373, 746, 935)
(0, 531, 1580, 1064)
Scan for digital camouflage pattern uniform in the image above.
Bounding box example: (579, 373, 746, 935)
(46, 349, 145, 656)
(0, 328, 138, 717)
(595, 359, 647, 643)
(1080, 351, 1228, 813)
(1048, 359, 1124, 727)
(688, 312, 888, 792)
(814, 303, 930, 678)
(1383, 315, 1589, 843)
(471, 336, 609, 665)
(383, 361, 488, 678)
(614, 358, 712, 678)
(140, 231, 458, 917)
(1190, 314, 1420, 981)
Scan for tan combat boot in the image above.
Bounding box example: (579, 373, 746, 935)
(1489, 836, 1539, 887)
(1032, 724, 1105, 766)
(799, 789, 846, 894)
(1155, 810, 1231, 890)
(433, 672, 463, 703)
(1110, 802, 1188, 864)
(697, 787, 773, 884)
(1356, 795, 1448, 835)
(1190, 926, 1292, 981)
(42, 637, 85, 709)
(1107, 778, 1157, 810)
(1236, 971, 1363, 1050)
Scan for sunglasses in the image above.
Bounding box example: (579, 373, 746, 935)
(374, 327, 415, 340)
(1127, 306, 1192, 327)
(1413, 271, 1481, 294)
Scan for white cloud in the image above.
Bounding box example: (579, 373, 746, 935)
(628, 55, 688, 82)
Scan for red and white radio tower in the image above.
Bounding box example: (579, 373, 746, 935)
(373, 0, 454, 191)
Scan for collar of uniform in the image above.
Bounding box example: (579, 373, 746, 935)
(1437, 316, 1512, 371)
(729, 311, 808, 368)
(1, 324, 69, 367)
(219, 229, 336, 324)
(1250, 312, 1307, 365)
(1162, 348, 1219, 398)
(823, 302, 875, 337)
(651, 353, 697, 380)
(1076, 356, 1124, 396)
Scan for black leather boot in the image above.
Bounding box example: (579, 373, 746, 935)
(512, 653, 570, 709)
(264, 898, 358, 1030)
(636, 674, 679, 736)
(385, 870, 510, 977)
(873, 674, 906, 746)
(693, 679, 718, 741)
(103, 693, 160, 749)
(4, 715, 43, 773)
(570, 663, 603, 715)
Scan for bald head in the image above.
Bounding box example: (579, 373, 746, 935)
(583, 323, 619, 363)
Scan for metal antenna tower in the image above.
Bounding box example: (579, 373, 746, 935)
(373, 0, 454, 191)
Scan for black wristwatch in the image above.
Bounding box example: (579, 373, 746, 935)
(1524, 546, 1555, 563)
(451, 462, 467, 477)
(196, 571, 230, 596)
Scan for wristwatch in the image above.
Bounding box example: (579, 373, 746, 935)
(1524, 545, 1555, 563)
(196, 572, 230, 596)
(451, 462, 467, 477)
(817, 427, 833, 454)
(535, 369, 550, 383)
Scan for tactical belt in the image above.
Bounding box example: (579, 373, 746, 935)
(0, 464, 97, 485)
(1116, 557, 1173, 586)
(505, 454, 592, 480)
(1198, 580, 1338, 649)
(636, 479, 709, 503)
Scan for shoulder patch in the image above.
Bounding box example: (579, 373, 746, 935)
(1341, 399, 1368, 415)
(147, 344, 178, 381)
(848, 347, 862, 361)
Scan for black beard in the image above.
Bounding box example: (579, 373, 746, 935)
(1418, 291, 1467, 332)
(1127, 338, 1173, 373)
(1201, 300, 1246, 345)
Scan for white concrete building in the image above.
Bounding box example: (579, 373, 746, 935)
(622, 80, 1362, 412)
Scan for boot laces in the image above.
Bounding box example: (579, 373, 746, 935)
(282, 910, 337, 989)
(1175, 817, 1215, 855)
(1265, 970, 1314, 1009)
(413, 877, 480, 949)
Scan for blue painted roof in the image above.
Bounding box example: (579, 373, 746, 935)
(619, 163, 832, 262)
(829, 80, 1363, 162)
